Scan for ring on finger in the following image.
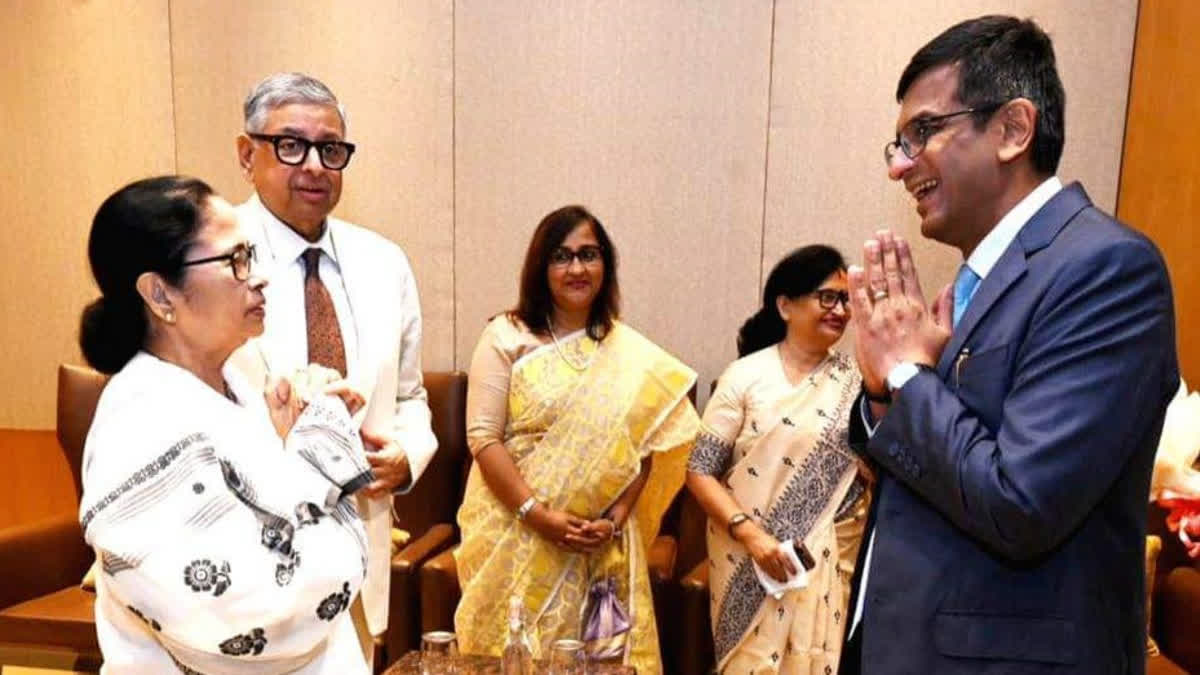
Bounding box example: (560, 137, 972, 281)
(872, 289, 889, 301)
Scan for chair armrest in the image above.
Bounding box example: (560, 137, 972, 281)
(386, 523, 457, 660)
(0, 512, 92, 610)
(681, 558, 709, 593)
(1158, 566, 1200, 674)
(648, 535, 677, 584)
(392, 523, 457, 574)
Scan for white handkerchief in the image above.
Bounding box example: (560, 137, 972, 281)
(752, 540, 809, 599)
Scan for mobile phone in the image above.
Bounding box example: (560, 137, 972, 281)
(793, 540, 817, 571)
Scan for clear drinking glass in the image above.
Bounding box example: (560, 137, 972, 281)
(547, 638, 587, 675)
(420, 630, 459, 675)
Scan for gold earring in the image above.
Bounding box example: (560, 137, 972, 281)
(164, 309, 175, 324)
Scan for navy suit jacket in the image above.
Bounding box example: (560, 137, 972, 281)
(850, 183, 1179, 674)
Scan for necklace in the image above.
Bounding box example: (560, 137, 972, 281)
(547, 316, 593, 372)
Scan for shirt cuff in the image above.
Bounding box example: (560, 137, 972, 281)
(859, 396, 880, 437)
(886, 362, 921, 391)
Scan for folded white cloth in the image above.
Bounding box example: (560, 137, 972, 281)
(752, 540, 809, 599)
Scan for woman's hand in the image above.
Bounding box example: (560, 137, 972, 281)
(736, 521, 797, 583)
(572, 518, 617, 552)
(288, 364, 364, 416)
(289, 364, 342, 403)
(322, 380, 365, 417)
(264, 376, 305, 439)
(527, 505, 592, 552)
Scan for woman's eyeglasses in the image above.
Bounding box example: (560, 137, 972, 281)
(182, 243, 257, 281)
(549, 245, 603, 268)
(813, 289, 850, 310)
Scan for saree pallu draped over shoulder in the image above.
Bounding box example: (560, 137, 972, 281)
(455, 322, 698, 674)
(697, 351, 867, 673)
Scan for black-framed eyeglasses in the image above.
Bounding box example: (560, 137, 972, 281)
(248, 133, 356, 170)
(182, 243, 257, 281)
(884, 102, 1005, 165)
(549, 245, 604, 268)
(813, 289, 850, 311)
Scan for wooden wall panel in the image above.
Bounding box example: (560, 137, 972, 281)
(1118, 0, 1200, 386)
(0, 1, 175, 428)
(764, 1, 1137, 320)
(169, 0, 456, 371)
(453, 1, 773, 402)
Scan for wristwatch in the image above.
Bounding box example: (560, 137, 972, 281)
(515, 496, 540, 521)
(886, 362, 931, 393)
(727, 512, 751, 538)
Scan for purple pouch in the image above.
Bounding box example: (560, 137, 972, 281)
(581, 576, 631, 660)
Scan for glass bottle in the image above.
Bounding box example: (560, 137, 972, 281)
(501, 596, 534, 674)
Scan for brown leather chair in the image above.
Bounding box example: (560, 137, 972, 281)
(0, 364, 106, 670)
(385, 371, 471, 661)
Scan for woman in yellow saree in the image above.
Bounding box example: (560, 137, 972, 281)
(455, 205, 698, 673)
(687, 246, 872, 674)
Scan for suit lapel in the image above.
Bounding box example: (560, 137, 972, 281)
(936, 182, 1093, 377)
(329, 220, 372, 388)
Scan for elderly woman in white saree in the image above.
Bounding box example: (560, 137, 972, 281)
(454, 206, 698, 674)
(687, 246, 872, 674)
(77, 176, 372, 674)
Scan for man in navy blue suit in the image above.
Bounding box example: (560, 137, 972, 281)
(840, 16, 1179, 674)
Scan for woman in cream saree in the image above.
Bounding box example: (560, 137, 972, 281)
(455, 206, 698, 674)
(687, 246, 871, 674)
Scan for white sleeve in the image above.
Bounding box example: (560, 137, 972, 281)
(389, 252, 437, 492)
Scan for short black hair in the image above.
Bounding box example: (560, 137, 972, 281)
(897, 15, 1065, 175)
(509, 205, 619, 341)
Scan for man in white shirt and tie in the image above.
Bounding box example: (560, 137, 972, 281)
(228, 72, 437, 666)
(839, 16, 1177, 675)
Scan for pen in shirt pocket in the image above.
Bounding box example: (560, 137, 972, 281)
(954, 348, 971, 388)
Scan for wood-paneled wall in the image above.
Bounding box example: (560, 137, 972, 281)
(0, 1, 1138, 428)
(1118, 0, 1200, 386)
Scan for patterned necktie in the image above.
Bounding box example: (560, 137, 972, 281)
(302, 247, 347, 377)
(952, 264, 981, 327)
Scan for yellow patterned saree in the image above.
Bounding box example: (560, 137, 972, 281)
(455, 321, 698, 674)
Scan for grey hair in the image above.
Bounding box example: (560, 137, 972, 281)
(243, 72, 348, 133)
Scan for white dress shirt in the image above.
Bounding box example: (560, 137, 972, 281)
(257, 208, 360, 370)
(848, 176, 1064, 637)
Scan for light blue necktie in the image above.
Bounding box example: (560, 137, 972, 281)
(952, 264, 981, 327)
